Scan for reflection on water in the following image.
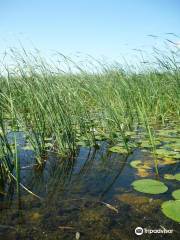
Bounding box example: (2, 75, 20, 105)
(0, 133, 180, 240)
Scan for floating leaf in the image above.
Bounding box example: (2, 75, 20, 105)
(141, 140, 160, 148)
(164, 173, 180, 181)
(136, 168, 151, 177)
(130, 160, 152, 177)
(161, 200, 180, 222)
(156, 149, 175, 156)
(140, 140, 151, 148)
(109, 145, 127, 154)
(158, 136, 175, 143)
(158, 158, 177, 166)
(157, 129, 178, 137)
(165, 142, 180, 152)
(172, 189, 180, 200)
(132, 179, 168, 194)
(141, 163, 152, 170)
(130, 160, 142, 168)
(156, 147, 180, 159)
(174, 173, 180, 181)
(164, 174, 175, 180)
(173, 153, 180, 159)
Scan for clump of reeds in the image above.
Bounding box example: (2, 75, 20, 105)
(0, 45, 179, 193)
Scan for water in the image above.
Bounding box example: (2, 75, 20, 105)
(0, 133, 180, 239)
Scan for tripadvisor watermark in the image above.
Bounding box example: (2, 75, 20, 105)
(135, 226, 173, 236)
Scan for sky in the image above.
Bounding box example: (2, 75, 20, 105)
(0, 0, 180, 64)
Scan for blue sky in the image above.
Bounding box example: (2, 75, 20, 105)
(0, 0, 180, 62)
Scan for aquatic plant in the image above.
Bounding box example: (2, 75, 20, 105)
(172, 189, 180, 200)
(131, 179, 168, 194)
(161, 200, 180, 222)
(0, 46, 179, 197)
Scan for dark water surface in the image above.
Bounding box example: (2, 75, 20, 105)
(0, 132, 180, 240)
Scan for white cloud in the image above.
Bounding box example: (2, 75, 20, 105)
(175, 41, 180, 48)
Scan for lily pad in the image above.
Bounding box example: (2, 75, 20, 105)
(130, 160, 152, 177)
(136, 168, 151, 177)
(109, 145, 127, 154)
(166, 142, 180, 152)
(130, 160, 142, 168)
(158, 136, 176, 143)
(158, 157, 177, 166)
(164, 174, 175, 180)
(157, 129, 178, 138)
(141, 140, 160, 148)
(164, 173, 180, 181)
(132, 179, 168, 194)
(172, 189, 180, 200)
(174, 173, 180, 181)
(161, 200, 180, 222)
(173, 154, 180, 159)
(156, 149, 175, 156)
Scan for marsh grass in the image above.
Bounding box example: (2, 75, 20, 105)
(0, 47, 180, 193)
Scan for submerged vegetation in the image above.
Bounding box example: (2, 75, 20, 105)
(0, 46, 180, 234)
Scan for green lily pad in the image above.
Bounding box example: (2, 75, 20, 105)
(172, 189, 180, 200)
(156, 149, 175, 156)
(173, 153, 180, 159)
(130, 160, 152, 178)
(164, 174, 175, 180)
(159, 157, 177, 165)
(164, 173, 180, 181)
(141, 140, 160, 148)
(168, 143, 180, 152)
(161, 200, 180, 222)
(109, 145, 127, 154)
(174, 173, 180, 181)
(157, 129, 178, 137)
(132, 179, 168, 194)
(130, 160, 142, 168)
(158, 136, 175, 143)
